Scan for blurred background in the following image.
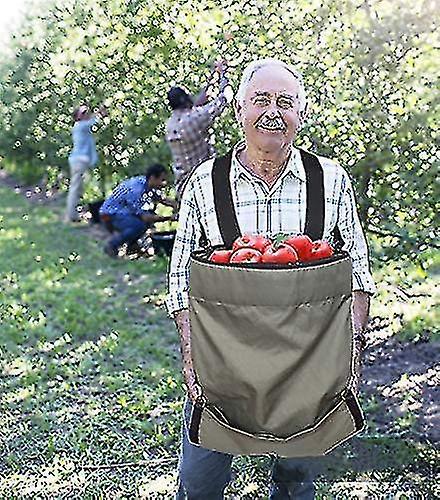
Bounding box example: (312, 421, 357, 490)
(0, 0, 438, 498)
(0, 0, 438, 260)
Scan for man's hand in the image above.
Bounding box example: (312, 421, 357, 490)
(98, 105, 108, 118)
(174, 309, 203, 403)
(140, 213, 176, 224)
(183, 365, 203, 403)
(223, 32, 234, 42)
(350, 334, 364, 393)
(214, 59, 227, 75)
(161, 197, 179, 212)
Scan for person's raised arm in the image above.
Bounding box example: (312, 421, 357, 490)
(84, 104, 108, 126)
(97, 104, 108, 118)
(193, 82, 212, 107)
(193, 59, 228, 107)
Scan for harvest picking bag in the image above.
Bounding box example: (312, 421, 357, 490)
(188, 149, 365, 457)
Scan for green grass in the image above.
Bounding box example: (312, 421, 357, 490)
(369, 234, 440, 342)
(0, 186, 181, 497)
(0, 158, 47, 185)
(0, 185, 438, 498)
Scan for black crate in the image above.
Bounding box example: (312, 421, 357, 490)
(88, 200, 105, 224)
(151, 230, 176, 257)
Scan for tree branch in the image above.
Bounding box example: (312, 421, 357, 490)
(367, 228, 440, 249)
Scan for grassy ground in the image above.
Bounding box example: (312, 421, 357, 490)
(0, 184, 438, 499)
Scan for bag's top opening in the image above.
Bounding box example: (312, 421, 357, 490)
(191, 247, 349, 270)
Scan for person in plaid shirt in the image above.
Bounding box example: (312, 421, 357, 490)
(166, 60, 229, 195)
(167, 58, 376, 499)
(100, 164, 177, 258)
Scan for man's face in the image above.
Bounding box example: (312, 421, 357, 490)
(236, 65, 302, 152)
(149, 173, 167, 189)
(184, 94, 194, 109)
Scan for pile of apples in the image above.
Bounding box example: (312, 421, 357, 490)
(209, 234, 334, 265)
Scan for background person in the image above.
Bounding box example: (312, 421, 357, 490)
(100, 163, 177, 258)
(65, 103, 108, 222)
(165, 60, 229, 195)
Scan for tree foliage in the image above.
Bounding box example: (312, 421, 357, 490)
(0, 0, 438, 259)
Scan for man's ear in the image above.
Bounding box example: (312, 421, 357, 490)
(298, 101, 310, 128)
(234, 98, 243, 125)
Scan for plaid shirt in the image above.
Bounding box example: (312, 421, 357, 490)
(166, 142, 376, 316)
(100, 176, 161, 217)
(166, 76, 228, 190)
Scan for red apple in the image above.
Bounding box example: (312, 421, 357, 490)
(232, 234, 272, 253)
(283, 234, 314, 261)
(308, 240, 334, 261)
(209, 249, 233, 264)
(261, 244, 299, 264)
(229, 247, 263, 263)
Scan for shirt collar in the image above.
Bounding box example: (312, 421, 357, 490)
(231, 140, 307, 184)
(138, 176, 149, 193)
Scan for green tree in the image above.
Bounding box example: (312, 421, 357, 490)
(0, 0, 438, 260)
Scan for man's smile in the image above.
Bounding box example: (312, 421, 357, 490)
(254, 116, 287, 133)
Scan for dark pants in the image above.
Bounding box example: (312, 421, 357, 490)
(108, 214, 148, 250)
(176, 400, 319, 499)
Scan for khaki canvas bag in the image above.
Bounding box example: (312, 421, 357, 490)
(188, 149, 365, 457)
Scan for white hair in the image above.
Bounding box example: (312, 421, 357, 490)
(236, 58, 308, 126)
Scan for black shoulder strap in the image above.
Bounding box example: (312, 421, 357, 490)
(212, 148, 342, 248)
(299, 149, 325, 241)
(212, 151, 241, 248)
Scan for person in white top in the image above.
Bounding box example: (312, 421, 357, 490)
(65, 104, 108, 222)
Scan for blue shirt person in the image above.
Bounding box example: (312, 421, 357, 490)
(100, 164, 177, 257)
(69, 116, 98, 167)
(100, 176, 156, 217)
(65, 104, 107, 222)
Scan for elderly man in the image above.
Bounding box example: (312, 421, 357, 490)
(166, 58, 375, 499)
(165, 60, 229, 195)
(65, 104, 107, 222)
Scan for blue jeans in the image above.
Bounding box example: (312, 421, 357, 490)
(176, 400, 319, 499)
(108, 214, 148, 250)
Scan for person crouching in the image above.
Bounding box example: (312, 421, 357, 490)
(100, 164, 177, 257)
